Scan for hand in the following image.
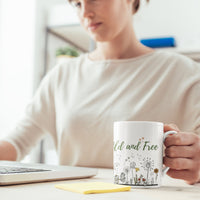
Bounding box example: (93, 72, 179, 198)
(163, 124, 200, 185)
(0, 141, 17, 161)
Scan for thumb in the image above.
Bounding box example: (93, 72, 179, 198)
(164, 123, 180, 132)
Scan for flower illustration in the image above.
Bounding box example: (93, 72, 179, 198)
(134, 167, 140, 184)
(124, 166, 129, 173)
(130, 162, 136, 169)
(146, 162, 151, 168)
(123, 166, 130, 183)
(142, 160, 154, 171)
(137, 174, 143, 185)
(130, 162, 136, 183)
(154, 168, 159, 182)
(135, 168, 140, 172)
(114, 175, 119, 184)
(142, 178, 146, 185)
(142, 157, 154, 184)
(120, 172, 126, 183)
(154, 168, 159, 173)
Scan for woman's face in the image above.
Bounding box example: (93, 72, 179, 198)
(71, 0, 133, 42)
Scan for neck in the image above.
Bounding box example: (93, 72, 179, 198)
(89, 26, 153, 61)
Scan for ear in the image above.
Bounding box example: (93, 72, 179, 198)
(133, 0, 140, 14)
(126, 0, 136, 14)
(126, 0, 134, 12)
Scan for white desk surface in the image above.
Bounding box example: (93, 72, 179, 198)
(0, 168, 200, 200)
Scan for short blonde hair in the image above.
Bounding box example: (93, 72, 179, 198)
(134, 0, 150, 14)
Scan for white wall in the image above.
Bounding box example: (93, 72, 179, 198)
(31, 0, 67, 163)
(0, 0, 65, 163)
(0, 0, 36, 138)
(0, 0, 3, 88)
(134, 0, 200, 49)
(33, 0, 66, 93)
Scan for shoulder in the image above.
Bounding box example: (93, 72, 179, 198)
(153, 50, 200, 74)
(37, 54, 87, 92)
(153, 50, 191, 63)
(45, 54, 87, 81)
(53, 53, 87, 73)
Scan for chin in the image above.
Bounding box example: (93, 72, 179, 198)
(89, 33, 112, 43)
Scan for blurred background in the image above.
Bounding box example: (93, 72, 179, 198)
(0, 0, 200, 164)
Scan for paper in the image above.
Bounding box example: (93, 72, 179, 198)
(55, 182, 131, 194)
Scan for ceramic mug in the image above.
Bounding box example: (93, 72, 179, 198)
(113, 121, 177, 188)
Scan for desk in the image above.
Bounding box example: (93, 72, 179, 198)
(0, 168, 200, 200)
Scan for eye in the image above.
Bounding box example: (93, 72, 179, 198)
(75, 2, 81, 8)
(71, 1, 81, 8)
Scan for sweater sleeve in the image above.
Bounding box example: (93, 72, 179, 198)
(174, 55, 200, 136)
(186, 79, 200, 136)
(2, 66, 57, 161)
(188, 80, 200, 136)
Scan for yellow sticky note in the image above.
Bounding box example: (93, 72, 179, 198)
(55, 182, 131, 194)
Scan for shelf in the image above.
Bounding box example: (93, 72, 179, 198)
(47, 24, 91, 53)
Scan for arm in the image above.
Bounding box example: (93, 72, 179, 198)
(0, 140, 17, 161)
(0, 66, 57, 161)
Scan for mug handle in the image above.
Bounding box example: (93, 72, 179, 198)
(162, 130, 178, 175)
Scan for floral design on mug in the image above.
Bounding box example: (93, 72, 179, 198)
(114, 175, 119, 184)
(154, 168, 159, 181)
(114, 135, 162, 186)
(130, 161, 136, 182)
(114, 156, 159, 186)
(123, 166, 130, 184)
(141, 157, 154, 184)
(120, 172, 126, 183)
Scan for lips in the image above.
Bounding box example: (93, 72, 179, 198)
(87, 22, 102, 31)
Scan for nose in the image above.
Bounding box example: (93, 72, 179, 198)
(80, 2, 95, 19)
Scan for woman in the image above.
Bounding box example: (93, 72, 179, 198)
(0, 0, 200, 184)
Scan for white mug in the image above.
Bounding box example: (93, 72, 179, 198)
(113, 121, 177, 188)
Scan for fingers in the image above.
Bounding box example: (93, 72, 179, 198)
(166, 169, 200, 185)
(163, 124, 200, 184)
(164, 132, 198, 147)
(163, 157, 194, 170)
(165, 145, 196, 158)
(164, 124, 180, 132)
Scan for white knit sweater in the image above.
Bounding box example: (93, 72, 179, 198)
(4, 50, 200, 168)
